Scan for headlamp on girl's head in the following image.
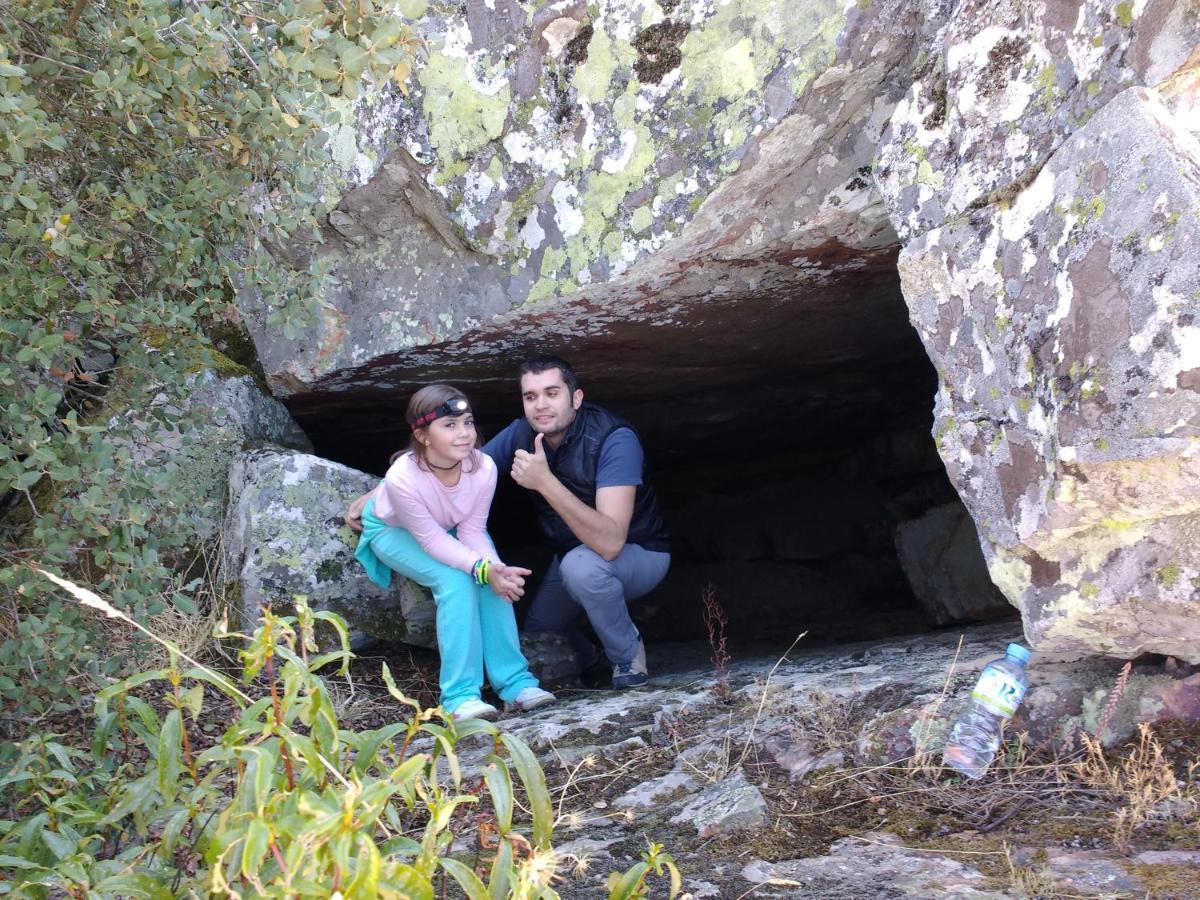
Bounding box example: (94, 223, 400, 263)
(411, 397, 471, 430)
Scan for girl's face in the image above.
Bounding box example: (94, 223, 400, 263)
(419, 412, 476, 467)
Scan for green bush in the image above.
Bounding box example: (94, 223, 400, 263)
(1, 594, 564, 897)
(0, 0, 416, 724)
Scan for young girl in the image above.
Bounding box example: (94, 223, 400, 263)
(351, 385, 554, 721)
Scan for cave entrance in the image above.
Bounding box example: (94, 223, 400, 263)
(287, 253, 1015, 653)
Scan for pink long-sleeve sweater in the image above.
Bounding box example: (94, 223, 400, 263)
(371, 450, 500, 573)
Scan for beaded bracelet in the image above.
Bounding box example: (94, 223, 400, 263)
(472, 558, 491, 586)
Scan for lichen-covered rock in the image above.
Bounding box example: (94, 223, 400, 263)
(669, 769, 768, 838)
(761, 734, 845, 781)
(236, 0, 949, 393)
(742, 832, 1015, 898)
(894, 501, 1012, 625)
(894, 85, 1200, 661)
(876, 0, 1200, 241)
(519, 630, 578, 687)
(105, 354, 312, 552)
(614, 768, 698, 812)
(856, 646, 1200, 765)
(1022, 653, 1200, 748)
(221, 448, 435, 648)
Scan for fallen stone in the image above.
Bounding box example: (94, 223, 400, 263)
(742, 832, 1015, 898)
(553, 835, 621, 864)
(761, 733, 845, 781)
(1041, 849, 1146, 896)
(678, 881, 722, 899)
(614, 767, 699, 812)
(548, 735, 648, 770)
(894, 502, 1013, 626)
(1133, 850, 1200, 866)
(670, 770, 768, 838)
(220, 448, 435, 648)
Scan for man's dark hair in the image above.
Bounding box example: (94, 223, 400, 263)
(519, 355, 579, 394)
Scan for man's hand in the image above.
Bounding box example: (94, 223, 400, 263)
(511, 432, 554, 493)
(489, 563, 532, 603)
(345, 492, 370, 532)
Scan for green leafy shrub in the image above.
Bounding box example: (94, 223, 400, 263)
(0, 0, 416, 724)
(1, 590, 563, 897)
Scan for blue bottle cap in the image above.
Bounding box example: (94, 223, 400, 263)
(1006, 643, 1031, 663)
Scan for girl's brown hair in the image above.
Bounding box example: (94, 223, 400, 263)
(391, 384, 482, 471)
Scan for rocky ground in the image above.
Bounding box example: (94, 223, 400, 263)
(374, 621, 1200, 899)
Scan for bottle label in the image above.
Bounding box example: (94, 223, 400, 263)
(970, 667, 1026, 718)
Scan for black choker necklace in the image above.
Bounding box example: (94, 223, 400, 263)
(427, 459, 462, 471)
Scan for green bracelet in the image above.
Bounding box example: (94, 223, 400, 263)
(473, 558, 491, 585)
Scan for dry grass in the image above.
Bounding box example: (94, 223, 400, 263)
(791, 686, 863, 754)
(773, 662, 1200, 899)
(102, 539, 224, 671)
(1074, 722, 1196, 851)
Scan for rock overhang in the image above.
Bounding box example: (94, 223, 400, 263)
(281, 242, 935, 487)
(235, 0, 931, 394)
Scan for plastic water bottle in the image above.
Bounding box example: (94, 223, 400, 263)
(942, 643, 1031, 780)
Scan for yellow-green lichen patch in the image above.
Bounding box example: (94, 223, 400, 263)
(916, 159, 945, 189)
(524, 277, 557, 304)
(573, 27, 630, 104)
(1155, 564, 1180, 589)
(419, 50, 511, 165)
(679, 0, 841, 110)
(539, 245, 568, 279)
(629, 205, 653, 234)
(588, 125, 656, 219)
(988, 549, 1032, 602)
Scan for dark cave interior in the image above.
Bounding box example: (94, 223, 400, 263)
(282, 259, 1015, 650)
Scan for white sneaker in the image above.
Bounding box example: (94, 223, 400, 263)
(451, 698, 499, 722)
(509, 686, 556, 711)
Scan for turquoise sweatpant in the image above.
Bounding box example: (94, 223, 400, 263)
(357, 501, 538, 713)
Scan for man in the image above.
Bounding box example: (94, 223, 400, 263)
(483, 356, 670, 688)
(346, 355, 670, 689)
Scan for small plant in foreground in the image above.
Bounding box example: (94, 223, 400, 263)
(2, 571, 583, 897)
(701, 583, 731, 700)
(606, 840, 681, 900)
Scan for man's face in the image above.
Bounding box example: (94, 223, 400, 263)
(520, 368, 583, 440)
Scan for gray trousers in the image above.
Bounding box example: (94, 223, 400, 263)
(524, 543, 670, 667)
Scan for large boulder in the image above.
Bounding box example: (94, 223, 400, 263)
(878, 0, 1200, 661)
(893, 86, 1200, 661)
(221, 448, 436, 648)
(80, 344, 313, 561)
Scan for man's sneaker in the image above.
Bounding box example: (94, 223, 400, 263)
(508, 686, 556, 712)
(611, 639, 648, 689)
(451, 698, 499, 722)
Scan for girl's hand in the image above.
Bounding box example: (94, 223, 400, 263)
(489, 564, 532, 603)
(345, 492, 371, 531)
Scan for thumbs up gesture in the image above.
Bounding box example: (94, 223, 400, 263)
(512, 432, 552, 491)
